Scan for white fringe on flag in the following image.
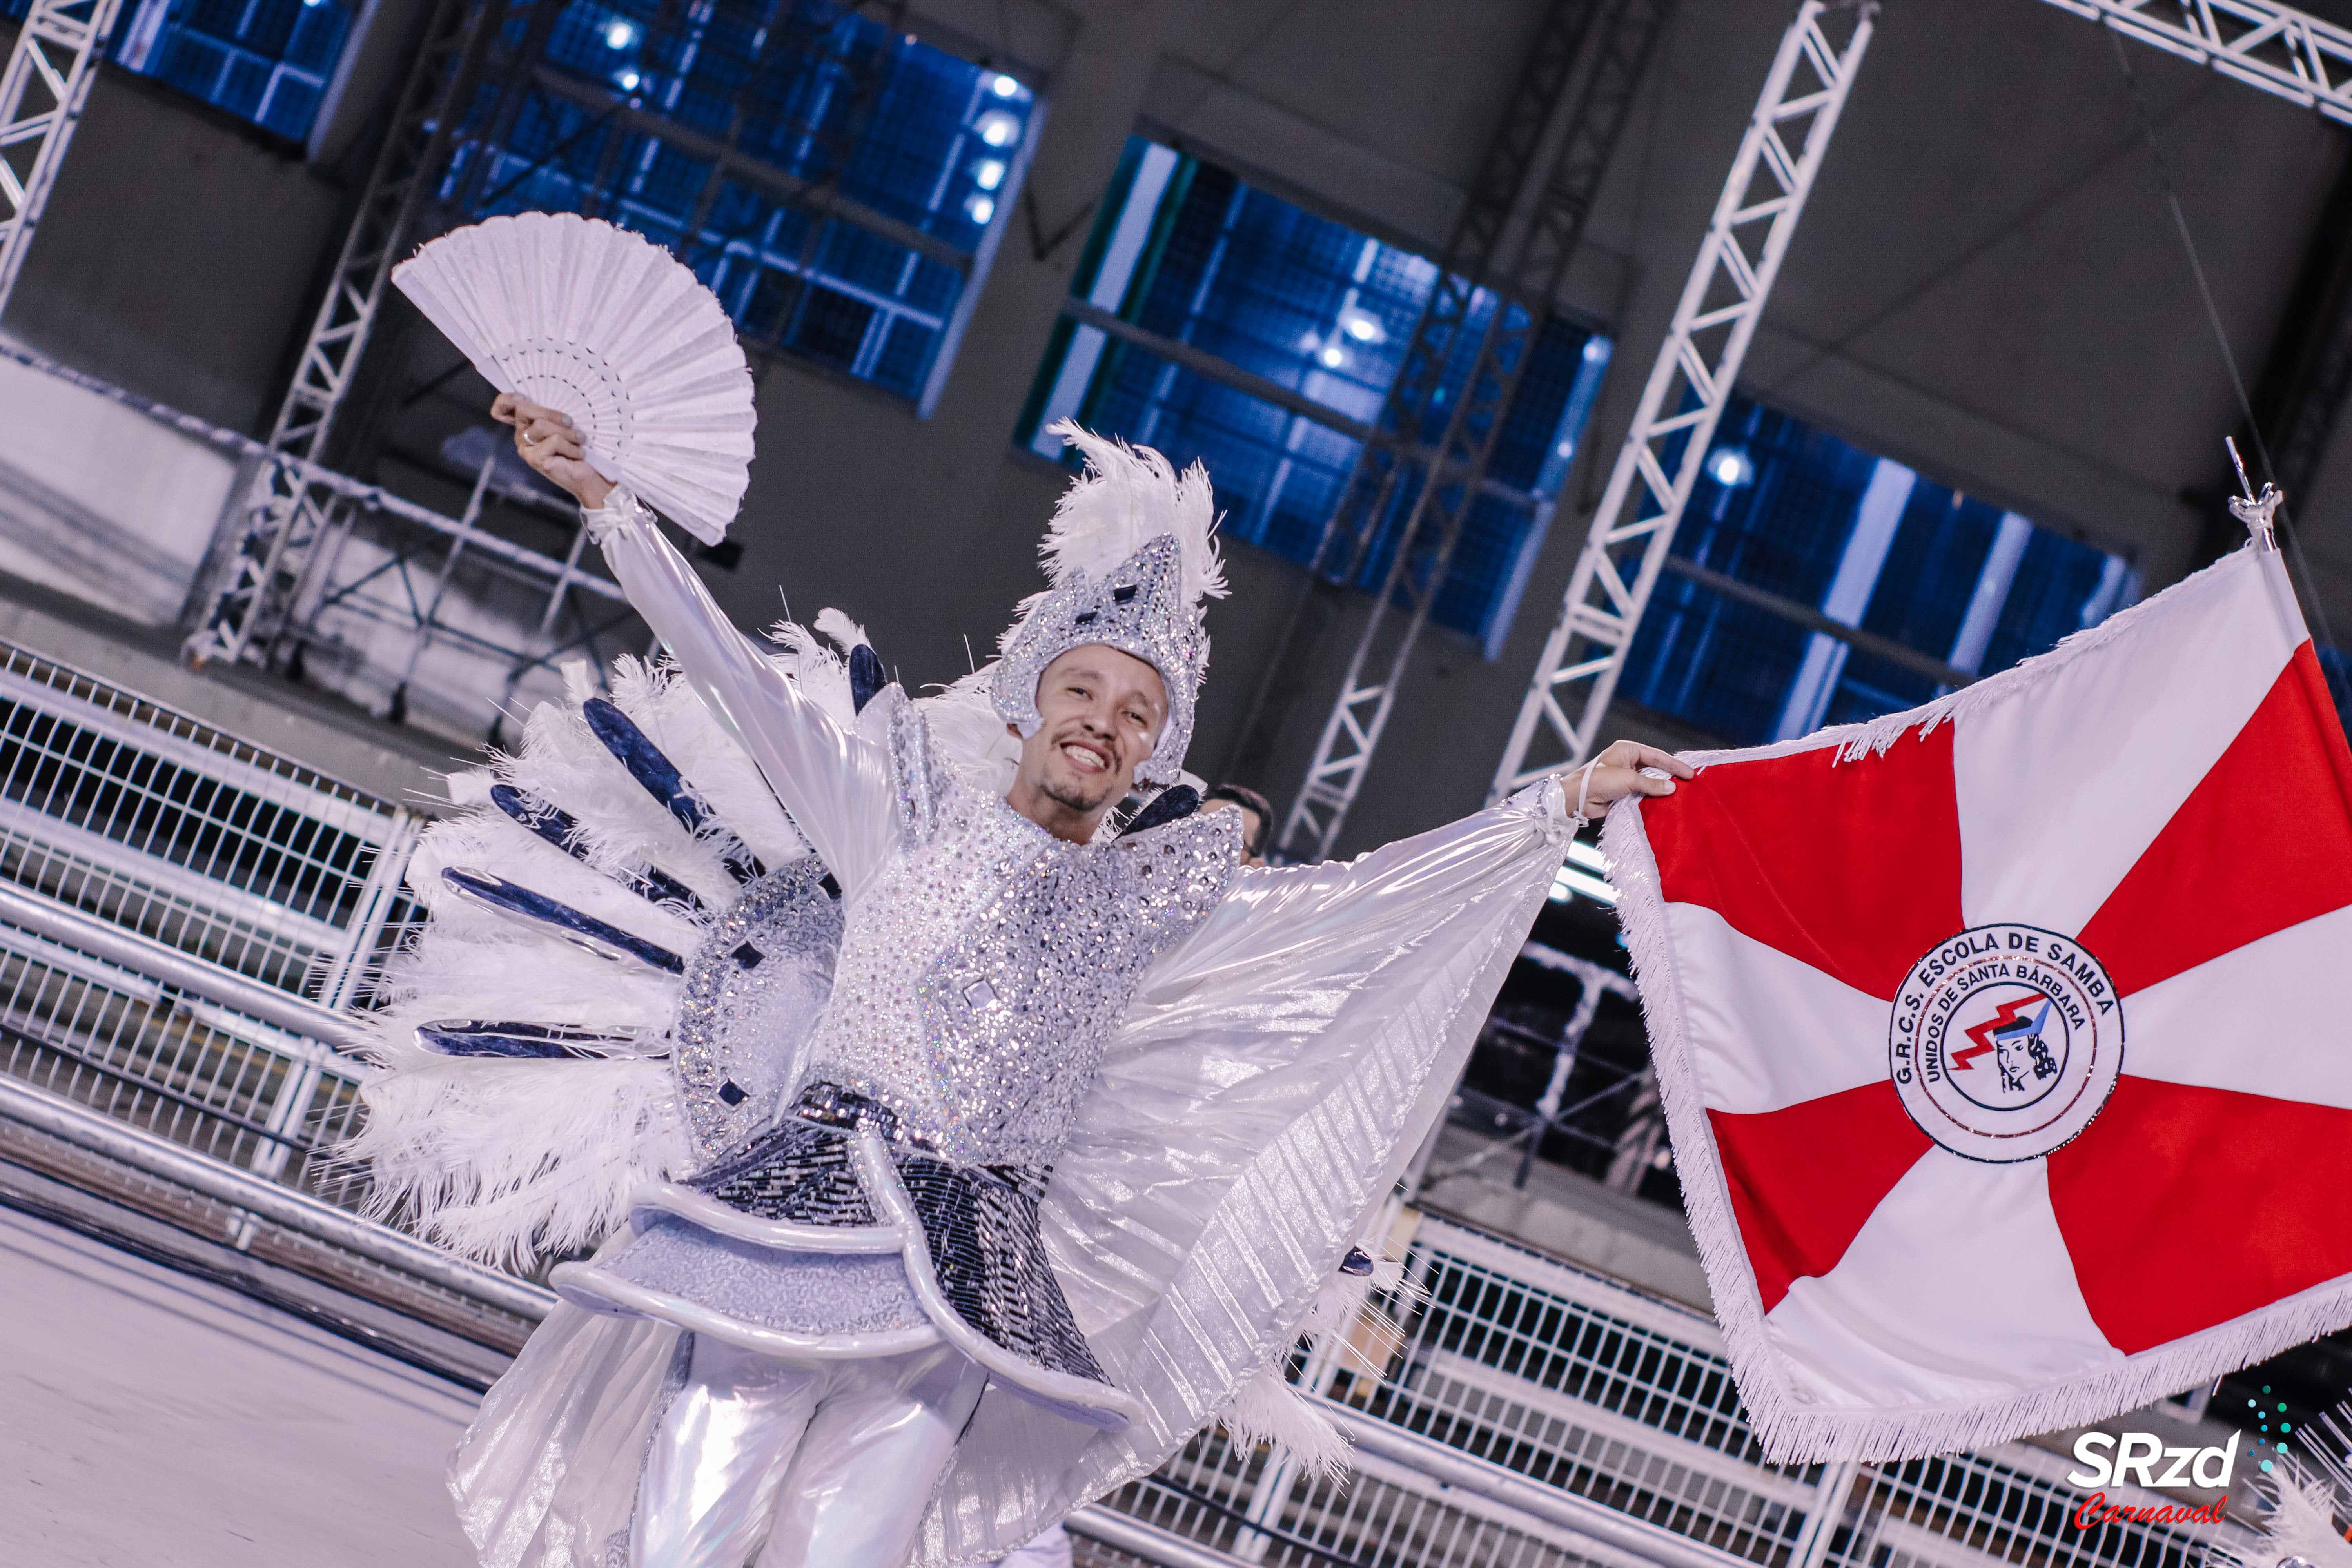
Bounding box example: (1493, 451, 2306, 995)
(1603, 742, 2352, 1466)
(1781, 538, 2273, 769)
(1601, 548, 2352, 1462)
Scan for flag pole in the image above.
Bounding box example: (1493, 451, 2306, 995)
(2225, 435, 2282, 552)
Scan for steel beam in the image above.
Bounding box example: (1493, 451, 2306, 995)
(184, 0, 502, 671)
(1489, 0, 2352, 790)
(1266, 0, 1675, 862)
(272, 0, 501, 465)
(0, 0, 122, 320)
(1491, 1, 1876, 800)
(2035, 0, 2352, 124)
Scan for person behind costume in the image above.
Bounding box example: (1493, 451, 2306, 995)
(1200, 783, 1274, 866)
(438, 393, 1686, 1568)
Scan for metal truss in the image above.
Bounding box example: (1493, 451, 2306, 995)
(16, 314, 629, 742)
(1438, 940, 1648, 1192)
(183, 0, 916, 714)
(183, 0, 502, 671)
(0, 0, 123, 321)
(2035, 0, 2352, 124)
(1490, 2, 1877, 800)
(1487, 0, 2352, 794)
(287, 453, 637, 744)
(1273, 0, 1675, 861)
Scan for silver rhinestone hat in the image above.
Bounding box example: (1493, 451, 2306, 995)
(990, 422, 1226, 787)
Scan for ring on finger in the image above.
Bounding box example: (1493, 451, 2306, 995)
(522, 429, 544, 447)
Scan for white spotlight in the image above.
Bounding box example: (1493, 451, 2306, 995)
(604, 18, 636, 48)
(990, 74, 1022, 98)
(965, 194, 996, 224)
(1706, 446, 1755, 488)
(975, 159, 1005, 191)
(1549, 866, 1619, 906)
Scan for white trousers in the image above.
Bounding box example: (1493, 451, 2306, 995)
(632, 1335, 987, 1568)
(993, 1526, 1075, 1568)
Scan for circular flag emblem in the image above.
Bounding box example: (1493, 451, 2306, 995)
(1889, 925, 2124, 1163)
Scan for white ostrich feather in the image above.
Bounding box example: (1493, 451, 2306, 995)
(403, 808, 703, 953)
(604, 655, 808, 867)
(353, 872, 684, 1267)
(919, 665, 1022, 797)
(391, 212, 755, 545)
(2210, 1460, 2352, 1568)
(346, 1055, 685, 1266)
(1220, 1363, 1351, 1479)
(1215, 1243, 1423, 1482)
(368, 923, 681, 1044)
(812, 606, 869, 654)
(444, 767, 495, 808)
(502, 681, 737, 907)
(1034, 419, 1226, 617)
(775, 607, 1019, 791)
(767, 613, 860, 728)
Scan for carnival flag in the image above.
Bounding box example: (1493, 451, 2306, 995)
(1604, 541, 2352, 1463)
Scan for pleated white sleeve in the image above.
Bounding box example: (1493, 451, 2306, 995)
(584, 488, 899, 896)
(917, 776, 1579, 1565)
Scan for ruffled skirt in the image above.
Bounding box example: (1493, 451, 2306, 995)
(550, 1094, 1135, 1429)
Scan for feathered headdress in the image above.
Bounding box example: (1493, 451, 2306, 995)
(990, 420, 1227, 786)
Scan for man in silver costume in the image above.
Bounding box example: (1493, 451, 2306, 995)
(465, 392, 1687, 1568)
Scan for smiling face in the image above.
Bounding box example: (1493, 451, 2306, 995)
(1014, 645, 1169, 821)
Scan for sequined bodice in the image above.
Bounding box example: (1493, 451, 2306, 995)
(797, 704, 1237, 1167)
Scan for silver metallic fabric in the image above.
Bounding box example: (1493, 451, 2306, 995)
(989, 534, 1203, 786)
(591, 1219, 932, 1336)
(669, 858, 841, 1164)
(631, 1334, 987, 1568)
(450, 494, 1574, 1567)
(993, 1526, 1074, 1568)
(801, 694, 1236, 1170)
(548, 1102, 1123, 1413)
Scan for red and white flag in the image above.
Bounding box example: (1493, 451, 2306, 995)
(1605, 543, 2352, 1461)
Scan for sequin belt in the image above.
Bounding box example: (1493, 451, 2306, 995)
(785, 1083, 1048, 1202)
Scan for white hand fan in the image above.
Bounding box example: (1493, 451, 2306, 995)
(392, 212, 755, 544)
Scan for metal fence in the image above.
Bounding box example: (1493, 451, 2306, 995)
(0, 909, 370, 1202)
(0, 640, 414, 1218)
(0, 639, 422, 1004)
(0, 630, 2244, 1568)
(2, 339, 635, 754)
(1100, 1209, 2238, 1568)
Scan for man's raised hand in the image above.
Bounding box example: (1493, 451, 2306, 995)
(491, 393, 615, 510)
(1562, 739, 1695, 820)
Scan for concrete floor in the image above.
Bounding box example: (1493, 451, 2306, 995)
(1, 1205, 482, 1567)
